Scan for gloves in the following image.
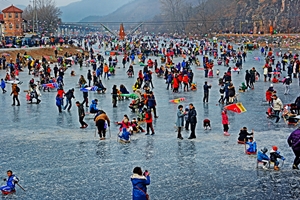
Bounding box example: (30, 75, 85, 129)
(3, 178, 6, 181)
(14, 181, 18, 184)
(282, 157, 285, 161)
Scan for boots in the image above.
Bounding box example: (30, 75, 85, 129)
(177, 133, 183, 140)
(274, 166, 279, 171)
(224, 132, 230, 136)
(292, 164, 299, 170)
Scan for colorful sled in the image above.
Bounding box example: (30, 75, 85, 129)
(1, 189, 16, 195)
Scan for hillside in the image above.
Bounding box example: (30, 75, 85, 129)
(60, 0, 132, 22)
(186, 0, 300, 34)
(81, 0, 201, 23)
(81, 0, 161, 23)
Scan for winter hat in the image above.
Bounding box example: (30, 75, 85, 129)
(270, 84, 273, 87)
(261, 147, 268, 153)
(272, 146, 278, 151)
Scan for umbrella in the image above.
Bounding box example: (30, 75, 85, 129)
(224, 102, 246, 114)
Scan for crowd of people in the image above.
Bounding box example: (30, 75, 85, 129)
(3, 33, 300, 198)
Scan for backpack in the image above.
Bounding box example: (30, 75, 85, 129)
(16, 86, 20, 93)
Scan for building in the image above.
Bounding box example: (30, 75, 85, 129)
(2, 5, 23, 37)
(0, 14, 4, 39)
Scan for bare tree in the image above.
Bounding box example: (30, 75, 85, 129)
(23, 0, 62, 34)
(160, 0, 194, 34)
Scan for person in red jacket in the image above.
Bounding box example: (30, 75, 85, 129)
(182, 74, 189, 91)
(147, 58, 153, 68)
(173, 75, 179, 93)
(222, 110, 230, 136)
(144, 108, 155, 135)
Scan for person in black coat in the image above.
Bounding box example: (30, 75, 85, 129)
(237, 127, 253, 143)
(187, 103, 197, 139)
(87, 70, 92, 87)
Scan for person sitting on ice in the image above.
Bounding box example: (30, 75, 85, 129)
(119, 127, 131, 142)
(203, 118, 211, 130)
(239, 82, 247, 92)
(116, 115, 133, 133)
(127, 65, 134, 77)
(0, 170, 19, 194)
(272, 75, 279, 83)
(237, 127, 253, 144)
(257, 147, 270, 169)
(89, 99, 99, 114)
(270, 146, 285, 171)
(246, 137, 257, 154)
(131, 118, 145, 133)
(190, 83, 197, 91)
(95, 80, 106, 93)
(282, 105, 299, 124)
(70, 70, 76, 76)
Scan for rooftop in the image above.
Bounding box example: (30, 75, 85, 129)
(2, 5, 23, 13)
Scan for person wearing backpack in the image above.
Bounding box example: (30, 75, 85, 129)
(10, 84, 20, 106)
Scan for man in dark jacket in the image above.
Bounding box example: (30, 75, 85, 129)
(76, 101, 88, 128)
(245, 70, 251, 88)
(188, 103, 197, 139)
(147, 91, 158, 118)
(288, 127, 300, 169)
(64, 88, 75, 111)
(87, 70, 92, 87)
(203, 81, 212, 103)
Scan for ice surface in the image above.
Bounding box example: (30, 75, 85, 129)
(0, 42, 299, 199)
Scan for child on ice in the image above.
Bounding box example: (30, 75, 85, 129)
(203, 118, 211, 130)
(246, 137, 257, 154)
(237, 127, 253, 143)
(257, 147, 270, 169)
(119, 128, 131, 142)
(270, 146, 285, 170)
(222, 110, 230, 136)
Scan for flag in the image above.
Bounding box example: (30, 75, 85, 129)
(169, 98, 186, 104)
(224, 102, 246, 113)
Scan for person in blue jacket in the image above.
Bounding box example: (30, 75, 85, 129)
(119, 128, 131, 142)
(131, 167, 150, 200)
(246, 137, 257, 154)
(257, 147, 270, 169)
(56, 94, 63, 113)
(0, 170, 19, 193)
(89, 99, 99, 114)
(1, 78, 6, 93)
(166, 71, 173, 90)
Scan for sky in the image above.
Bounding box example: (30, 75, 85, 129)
(0, 0, 79, 8)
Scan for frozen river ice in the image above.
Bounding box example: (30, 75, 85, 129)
(1, 45, 300, 199)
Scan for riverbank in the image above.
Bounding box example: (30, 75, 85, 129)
(0, 45, 85, 64)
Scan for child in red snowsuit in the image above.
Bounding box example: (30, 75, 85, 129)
(144, 108, 155, 135)
(222, 110, 230, 136)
